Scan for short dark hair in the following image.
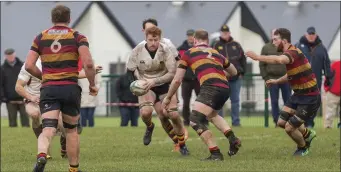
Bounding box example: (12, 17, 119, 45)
(142, 18, 158, 29)
(145, 26, 162, 38)
(274, 28, 291, 43)
(194, 29, 209, 41)
(4, 48, 15, 55)
(51, 5, 71, 23)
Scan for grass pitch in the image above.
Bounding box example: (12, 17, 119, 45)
(1, 117, 340, 172)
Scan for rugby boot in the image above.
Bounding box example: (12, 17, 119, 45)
(201, 153, 224, 161)
(228, 138, 242, 157)
(293, 147, 309, 156)
(143, 123, 154, 145)
(33, 155, 47, 172)
(305, 129, 316, 148)
(179, 145, 190, 156)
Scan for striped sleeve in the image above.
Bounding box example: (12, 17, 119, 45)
(223, 56, 231, 69)
(74, 31, 89, 47)
(178, 51, 189, 69)
(30, 33, 42, 54)
(283, 50, 295, 64)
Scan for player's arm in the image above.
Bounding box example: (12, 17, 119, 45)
(25, 35, 42, 80)
(15, 68, 34, 101)
(165, 58, 188, 100)
(275, 74, 288, 84)
(222, 55, 238, 77)
(126, 46, 140, 83)
(246, 51, 292, 65)
(76, 32, 96, 87)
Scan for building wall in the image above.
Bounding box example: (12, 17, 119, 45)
(329, 29, 340, 61)
(74, 3, 132, 116)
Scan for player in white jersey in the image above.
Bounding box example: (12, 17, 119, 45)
(137, 18, 188, 152)
(126, 26, 190, 156)
(15, 58, 66, 159)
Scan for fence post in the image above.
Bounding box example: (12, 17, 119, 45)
(264, 85, 269, 127)
(106, 80, 109, 117)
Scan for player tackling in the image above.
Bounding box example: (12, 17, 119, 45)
(162, 29, 241, 161)
(245, 28, 318, 156)
(126, 26, 190, 155)
(25, 5, 98, 172)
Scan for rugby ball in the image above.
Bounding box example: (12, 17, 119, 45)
(130, 80, 148, 96)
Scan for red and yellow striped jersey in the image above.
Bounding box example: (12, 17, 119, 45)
(178, 45, 230, 88)
(284, 45, 319, 95)
(30, 25, 89, 87)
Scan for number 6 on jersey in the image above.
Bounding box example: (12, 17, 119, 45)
(50, 36, 62, 53)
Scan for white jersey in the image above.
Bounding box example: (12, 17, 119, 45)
(138, 38, 179, 59)
(126, 41, 177, 86)
(17, 59, 42, 96)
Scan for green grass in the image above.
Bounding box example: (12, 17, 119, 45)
(1, 117, 340, 172)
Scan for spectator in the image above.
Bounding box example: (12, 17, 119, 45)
(78, 64, 102, 128)
(296, 26, 333, 128)
(178, 29, 209, 125)
(0, 48, 30, 127)
(212, 25, 247, 126)
(323, 60, 340, 128)
(116, 73, 139, 127)
(259, 29, 291, 126)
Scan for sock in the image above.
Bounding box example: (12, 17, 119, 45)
(209, 146, 221, 154)
(33, 124, 43, 139)
(177, 132, 185, 147)
(69, 164, 79, 172)
(142, 116, 153, 129)
(60, 135, 66, 151)
(303, 128, 310, 139)
(161, 119, 178, 144)
(37, 152, 47, 159)
(224, 129, 236, 143)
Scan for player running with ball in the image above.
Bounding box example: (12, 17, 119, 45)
(126, 26, 190, 156)
(246, 28, 318, 156)
(162, 29, 242, 161)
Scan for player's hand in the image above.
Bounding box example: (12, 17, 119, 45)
(162, 96, 171, 110)
(245, 51, 259, 61)
(143, 79, 156, 91)
(29, 95, 40, 104)
(95, 65, 103, 74)
(89, 85, 99, 96)
(265, 79, 278, 88)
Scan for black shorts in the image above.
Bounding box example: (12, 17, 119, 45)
(196, 85, 230, 111)
(151, 83, 170, 103)
(40, 84, 82, 116)
(281, 94, 321, 127)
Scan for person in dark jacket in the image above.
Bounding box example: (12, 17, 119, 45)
(1, 48, 30, 127)
(295, 26, 333, 128)
(178, 29, 209, 126)
(212, 25, 247, 126)
(116, 73, 139, 127)
(259, 29, 291, 126)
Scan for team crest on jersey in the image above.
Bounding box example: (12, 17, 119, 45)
(140, 60, 145, 64)
(218, 46, 223, 50)
(232, 46, 236, 50)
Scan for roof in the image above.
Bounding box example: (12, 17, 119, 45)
(1, 1, 90, 61)
(245, 1, 340, 47)
(103, 1, 238, 47)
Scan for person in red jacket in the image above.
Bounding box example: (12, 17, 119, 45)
(324, 60, 340, 128)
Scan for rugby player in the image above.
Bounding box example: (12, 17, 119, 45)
(162, 29, 242, 161)
(245, 28, 318, 156)
(15, 58, 102, 160)
(126, 26, 190, 156)
(25, 5, 98, 172)
(134, 18, 188, 152)
(15, 58, 65, 159)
